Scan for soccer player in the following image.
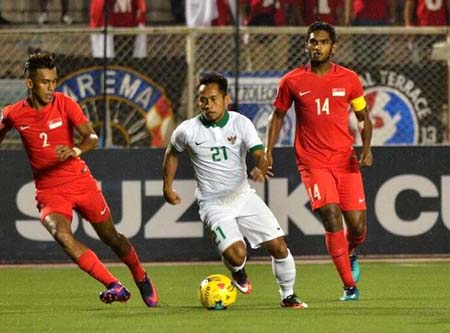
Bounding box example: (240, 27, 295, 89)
(0, 50, 158, 308)
(163, 72, 308, 309)
(266, 22, 373, 301)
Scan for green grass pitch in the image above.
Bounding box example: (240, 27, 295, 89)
(2, 260, 450, 332)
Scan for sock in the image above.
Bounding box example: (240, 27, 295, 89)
(272, 249, 296, 299)
(325, 230, 355, 287)
(76, 250, 117, 287)
(120, 246, 146, 282)
(222, 256, 246, 272)
(346, 227, 367, 253)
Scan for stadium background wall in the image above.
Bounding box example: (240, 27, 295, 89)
(1, 147, 449, 263)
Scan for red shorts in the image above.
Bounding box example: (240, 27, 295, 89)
(35, 174, 111, 223)
(300, 162, 366, 211)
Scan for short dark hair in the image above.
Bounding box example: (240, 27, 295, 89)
(306, 21, 336, 44)
(24, 50, 56, 79)
(198, 72, 228, 96)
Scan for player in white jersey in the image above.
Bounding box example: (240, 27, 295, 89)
(163, 72, 308, 309)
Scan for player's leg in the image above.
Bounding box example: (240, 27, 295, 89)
(339, 169, 368, 285)
(41, 213, 130, 303)
(263, 237, 308, 309)
(75, 177, 158, 308)
(302, 168, 357, 300)
(199, 198, 251, 294)
(236, 192, 307, 307)
(221, 240, 253, 294)
(90, 217, 158, 307)
(343, 210, 366, 283)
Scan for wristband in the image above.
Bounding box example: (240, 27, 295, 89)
(72, 147, 82, 157)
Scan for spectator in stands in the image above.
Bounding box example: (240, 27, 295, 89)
(297, 0, 344, 26)
(39, 0, 73, 24)
(404, 0, 449, 26)
(344, 0, 397, 26)
(90, 0, 147, 58)
(171, 0, 185, 24)
(239, 0, 289, 26)
(185, 0, 236, 27)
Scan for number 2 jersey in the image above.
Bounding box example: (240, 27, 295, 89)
(2, 92, 91, 189)
(274, 63, 366, 170)
(170, 111, 264, 201)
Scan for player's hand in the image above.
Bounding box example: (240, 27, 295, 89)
(359, 147, 373, 167)
(164, 188, 181, 205)
(250, 167, 273, 182)
(54, 145, 78, 161)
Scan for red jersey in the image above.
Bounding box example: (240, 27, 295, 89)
(352, 0, 389, 21)
(2, 92, 91, 189)
(213, 0, 232, 25)
(274, 63, 364, 169)
(242, 0, 288, 25)
(409, 0, 448, 26)
(90, 0, 146, 28)
(301, 0, 343, 25)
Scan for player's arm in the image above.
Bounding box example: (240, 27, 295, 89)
(162, 144, 182, 205)
(249, 147, 272, 182)
(403, 0, 414, 26)
(265, 108, 286, 170)
(54, 122, 98, 161)
(353, 100, 373, 167)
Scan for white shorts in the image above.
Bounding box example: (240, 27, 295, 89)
(198, 188, 285, 255)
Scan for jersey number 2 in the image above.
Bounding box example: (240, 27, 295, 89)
(39, 132, 50, 147)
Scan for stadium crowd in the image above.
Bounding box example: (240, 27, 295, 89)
(0, 0, 448, 27)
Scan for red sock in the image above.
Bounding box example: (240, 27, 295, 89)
(325, 230, 355, 287)
(346, 227, 367, 253)
(121, 246, 146, 282)
(76, 250, 117, 287)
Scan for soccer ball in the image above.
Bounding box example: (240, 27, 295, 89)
(198, 274, 237, 310)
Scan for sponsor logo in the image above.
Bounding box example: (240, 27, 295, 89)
(195, 141, 205, 146)
(19, 125, 30, 130)
(299, 90, 311, 96)
(100, 206, 108, 215)
(57, 66, 174, 148)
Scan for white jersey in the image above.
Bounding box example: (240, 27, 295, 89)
(170, 111, 264, 200)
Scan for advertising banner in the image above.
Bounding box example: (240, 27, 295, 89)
(1, 147, 449, 263)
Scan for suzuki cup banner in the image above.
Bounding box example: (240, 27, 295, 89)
(227, 66, 446, 146)
(1, 147, 450, 263)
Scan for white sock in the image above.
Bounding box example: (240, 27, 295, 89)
(272, 249, 296, 299)
(222, 256, 246, 272)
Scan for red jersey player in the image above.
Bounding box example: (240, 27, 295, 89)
(266, 22, 373, 301)
(404, 0, 449, 26)
(0, 51, 158, 308)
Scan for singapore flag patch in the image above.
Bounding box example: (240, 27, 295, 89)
(48, 118, 63, 130)
(332, 88, 346, 96)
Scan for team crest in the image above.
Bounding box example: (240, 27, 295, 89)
(227, 135, 237, 144)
